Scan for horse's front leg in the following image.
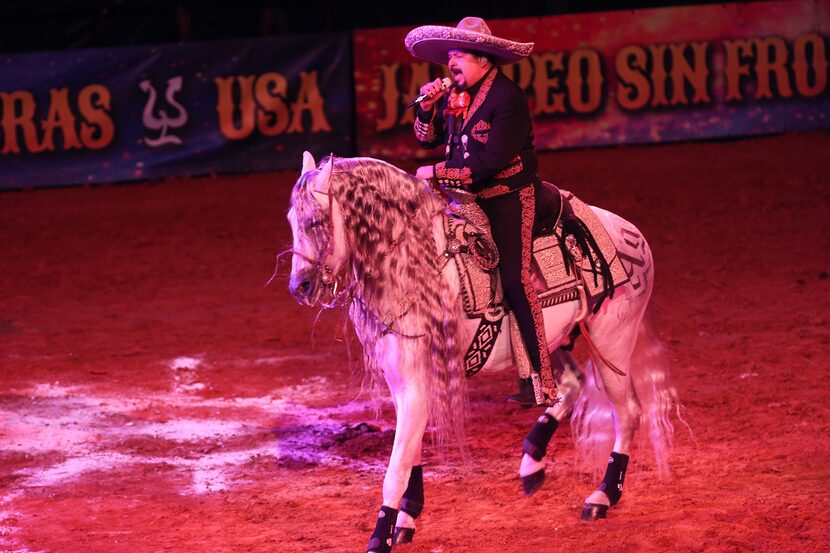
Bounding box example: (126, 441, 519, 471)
(391, 445, 422, 545)
(518, 349, 582, 495)
(578, 305, 642, 521)
(366, 339, 428, 553)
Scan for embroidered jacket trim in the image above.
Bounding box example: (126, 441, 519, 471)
(471, 120, 491, 144)
(434, 162, 473, 187)
(477, 185, 511, 199)
(495, 155, 524, 179)
(461, 69, 497, 133)
(414, 110, 437, 143)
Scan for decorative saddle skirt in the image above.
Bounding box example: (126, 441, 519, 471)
(442, 183, 629, 377)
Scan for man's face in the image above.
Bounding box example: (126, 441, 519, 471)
(448, 49, 488, 90)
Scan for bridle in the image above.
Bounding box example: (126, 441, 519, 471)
(292, 184, 354, 309)
(290, 158, 434, 338)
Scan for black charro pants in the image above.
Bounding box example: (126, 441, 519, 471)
(477, 182, 554, 393)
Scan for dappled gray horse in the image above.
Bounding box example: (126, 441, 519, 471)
(287, 153, 678, 552)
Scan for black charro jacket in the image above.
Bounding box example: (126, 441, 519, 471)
(414, 67, 539, 198)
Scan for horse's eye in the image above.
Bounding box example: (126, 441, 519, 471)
(305, 219, 327, 231)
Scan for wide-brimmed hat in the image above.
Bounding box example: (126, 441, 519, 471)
(405, 16, 534, 66)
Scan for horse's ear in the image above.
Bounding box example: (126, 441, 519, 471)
(301, 151, 316, 176)
(313, 155, 334, 196)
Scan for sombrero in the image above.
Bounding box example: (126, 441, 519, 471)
(405, 16, 534, 66)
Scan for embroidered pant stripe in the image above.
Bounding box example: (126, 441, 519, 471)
(478, 184, 554, 391)
(519, 185, 554, 390)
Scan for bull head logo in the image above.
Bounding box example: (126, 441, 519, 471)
(139, 76, 189, 147)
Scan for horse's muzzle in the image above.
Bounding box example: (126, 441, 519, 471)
(289, 270, 317, 305)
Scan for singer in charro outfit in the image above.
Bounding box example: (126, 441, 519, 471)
(407, 17, 555, 405)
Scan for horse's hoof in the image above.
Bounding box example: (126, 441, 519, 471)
(393, 526, 415, 544)
(580, 502, 608, 521)
(521, 469, 545, 496)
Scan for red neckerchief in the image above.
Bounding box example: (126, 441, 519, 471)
(445, 89, 470, 121)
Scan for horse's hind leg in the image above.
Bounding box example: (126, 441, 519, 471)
(579, 295, 646, 521)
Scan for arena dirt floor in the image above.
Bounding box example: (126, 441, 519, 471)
(1, 132, 828, 553)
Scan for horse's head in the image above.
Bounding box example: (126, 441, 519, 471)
(287, 151, 351, 307)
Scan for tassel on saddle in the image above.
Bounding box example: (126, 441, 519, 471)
(558, 203, 615, 313)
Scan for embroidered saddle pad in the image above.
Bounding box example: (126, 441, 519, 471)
(443, 186, 629, 377)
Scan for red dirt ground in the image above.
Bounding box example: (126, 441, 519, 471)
(1, 132, 828, 553)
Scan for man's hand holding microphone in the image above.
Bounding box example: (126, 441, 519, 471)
(412, 76, 452, 182)
(409, 77, 452, 111)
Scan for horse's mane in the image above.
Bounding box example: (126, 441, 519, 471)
(325, 157, 467, 446)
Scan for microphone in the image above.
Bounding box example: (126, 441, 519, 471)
(406, 77, 453, 109)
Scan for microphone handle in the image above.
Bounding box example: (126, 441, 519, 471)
(405, 94, 427, 109)
(405, 82, 449, 109)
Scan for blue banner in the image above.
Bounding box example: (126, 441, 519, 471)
(0, 33, 353, 189)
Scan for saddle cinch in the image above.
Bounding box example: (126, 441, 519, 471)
(440, 182, 630, 378)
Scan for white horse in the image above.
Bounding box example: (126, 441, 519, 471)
(287, 152, 679, 553)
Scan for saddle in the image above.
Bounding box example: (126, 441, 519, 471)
(441, 182, 629, 377)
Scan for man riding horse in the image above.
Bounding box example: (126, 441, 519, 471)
(409, 16, 556, 408)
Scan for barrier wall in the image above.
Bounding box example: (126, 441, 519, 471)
(354, 0, 829, 159)
(0, 33, 353, 188)
(1, 0, 827, 188)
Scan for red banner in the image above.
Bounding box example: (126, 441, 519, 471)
(353, 0, 829, 159)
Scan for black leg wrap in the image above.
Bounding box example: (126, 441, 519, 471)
(366, 505, 397, 553)
(522, 413, 558, 462)
(598, 451, 629, 506)
(399, 465, 424, 519)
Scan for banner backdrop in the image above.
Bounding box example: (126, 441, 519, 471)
(0, 33, 352, 189)
(353, 0, 829, 159)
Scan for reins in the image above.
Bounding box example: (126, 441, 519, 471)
(296, 159, 431, 335)
(291, 160, 356, 309)
(572, 262, 627, 380)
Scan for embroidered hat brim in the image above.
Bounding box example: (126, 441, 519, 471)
(405, 25, 534, 65)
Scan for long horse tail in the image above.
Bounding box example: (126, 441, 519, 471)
(628, 304, 682, 475)
(569, 359, 615, 475)
(571, 304, 683, 476)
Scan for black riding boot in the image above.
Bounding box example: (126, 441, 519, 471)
(506, 378, 536, 407)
